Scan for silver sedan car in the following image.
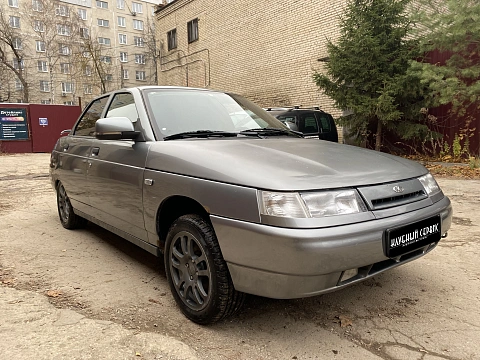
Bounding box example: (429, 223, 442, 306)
(50, 86, 452, 324)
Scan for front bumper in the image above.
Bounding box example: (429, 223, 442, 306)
(211, 196, 452, 299)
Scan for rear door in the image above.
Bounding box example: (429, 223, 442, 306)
(86, 92, 149, 241)
(315, 112, 338, 142)
(57, 96, 109, 213)
(299, 112, 319, 139)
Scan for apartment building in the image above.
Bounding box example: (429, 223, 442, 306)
(0, 0, 160, 106)
(154, 0, 348, 115)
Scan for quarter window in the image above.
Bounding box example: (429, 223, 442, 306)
(106, 93, 139, 124)
(187, 18, 198, 43)
(74, 96, 109, 136)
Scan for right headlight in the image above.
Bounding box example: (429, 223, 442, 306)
(418, 173, 441, 196)
(260, 189, 367, 218)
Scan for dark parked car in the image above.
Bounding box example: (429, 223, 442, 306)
(265, 106, 339, 142)
(50, 86, 452, 324)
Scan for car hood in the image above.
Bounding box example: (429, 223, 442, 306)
(145, 138, 427, 191)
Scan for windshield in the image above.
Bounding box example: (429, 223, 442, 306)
(143, 89, 288, 137)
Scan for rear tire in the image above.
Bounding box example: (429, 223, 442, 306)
(56, 183, 86, 229)
(164, 214, 245, 324)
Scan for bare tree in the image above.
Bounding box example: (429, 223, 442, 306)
(144, 17, 159, 84)
(0, 4, 30, 102)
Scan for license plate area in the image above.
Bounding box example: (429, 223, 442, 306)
(385, 215, 441, 258)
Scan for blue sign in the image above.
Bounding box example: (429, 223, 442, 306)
(39, 117, 48, 126)
(0, 108, 29, 140)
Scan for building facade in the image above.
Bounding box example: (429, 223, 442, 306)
(0, 0, 160, 106)
(154, 0, 348, 115)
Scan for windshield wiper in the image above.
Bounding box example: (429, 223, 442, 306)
(163, 130, 238, 141)
(239, 128, 301, 137)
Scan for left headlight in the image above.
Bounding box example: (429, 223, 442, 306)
(260, 190, 367, 218)
(418, 173, 441, 196)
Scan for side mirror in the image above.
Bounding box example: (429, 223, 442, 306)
(95, 117, 141, 140)
(60, 129, 71, 136)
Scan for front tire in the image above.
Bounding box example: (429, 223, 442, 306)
(165, 214, 244, 324)
(56, 183, 86, 229)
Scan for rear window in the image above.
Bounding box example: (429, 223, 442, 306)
(316, 113, 333, 132)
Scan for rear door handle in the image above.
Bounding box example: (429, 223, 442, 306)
(91, 147, 100, 156)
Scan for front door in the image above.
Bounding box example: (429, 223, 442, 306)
(87, 92, 149, 241)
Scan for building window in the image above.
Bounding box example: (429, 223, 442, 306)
(56, 5, 70, 17)
(187, 18, 199, 43)
(60, 63, 71, 74)
(8, 0, 18, 8)
(167, 29, 177, 51)
(135, 70, 145, 81)
(9, 16, 20, 28)
(13, 38, 22, 50)
(131, 2, 142, 13)
(119, 33, 127, 44)
(97, 19, 109, 27)
(41, 100, 51, 104)
(122, 69, 129, 79)
(133, 36, 144, 47)
(15, 79, 23, 91)
(119, 52, 128, 62)
(37, 60, 48, 72)
(59, 44, 71, 55)
(40, 80, 50, 92)
(104, 74, 113, 81)
(34, 20, 45, 32)
(13, 59, 24, 70)
(32, 0, 43, 12)
(57, 24, 71, 36)
(96, 0, 108, 9)
(84, 65, 92, 76)
(100, 56, 112, 64)
(78, 8, 87, 20)
(62, 82, 74, 93)
(98, 37, 111, 46)
(133, 19, 143, 30)
(117, 0, 124, 9)
(80, 27, 89, 39)
(36, 40, 45, 52)
(134, 54, 145, 64)
(117, 16, 126, 27)
(64, 101, 74, 105)
(84, 85, 92, 94)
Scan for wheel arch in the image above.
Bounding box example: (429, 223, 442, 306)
(156, 195, 211, 250)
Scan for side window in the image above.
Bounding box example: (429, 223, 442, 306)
(300, 113, 319, 134)
(74, 96, 109, 136)
(105, 92, 139, 124)
(316, 113, 332, 132)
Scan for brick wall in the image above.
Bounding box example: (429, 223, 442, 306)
(156, 0, 348, 118)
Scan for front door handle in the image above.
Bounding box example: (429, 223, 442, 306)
(91, 147, 100, 156)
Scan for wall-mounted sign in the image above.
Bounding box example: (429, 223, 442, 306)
(39, 117, 48, 126)
(0, 108, 29, 141)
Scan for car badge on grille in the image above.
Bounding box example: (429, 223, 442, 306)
(392, 185, 404, 193)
